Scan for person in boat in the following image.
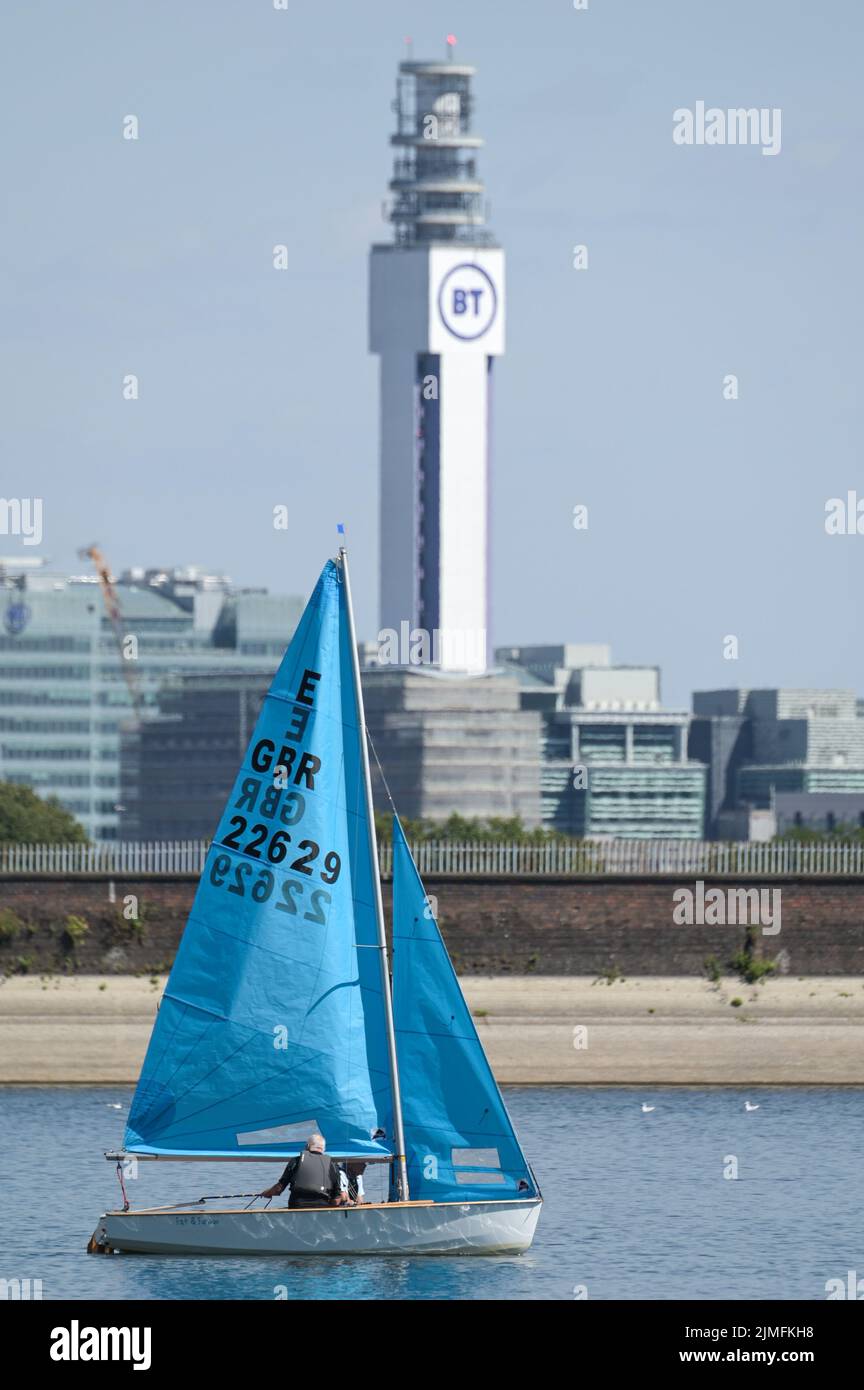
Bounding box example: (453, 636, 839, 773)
(259, 1133, 347, 1208)
(341, 1160, 368, 1205)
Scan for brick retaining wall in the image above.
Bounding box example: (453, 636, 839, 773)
(0, 875, 861, 976)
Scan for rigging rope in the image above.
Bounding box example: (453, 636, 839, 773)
(366, 725, 397, 815)
(123, 1193, 270, 1214)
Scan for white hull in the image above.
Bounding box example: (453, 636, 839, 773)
(96, 1198, 542, 1256)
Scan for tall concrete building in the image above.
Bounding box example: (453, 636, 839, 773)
(370, 49, 503, 672)
(0, 560, 302, 840)
(363, 667, 541, 825)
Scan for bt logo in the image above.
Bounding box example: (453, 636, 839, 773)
(437, 264, 498, 341)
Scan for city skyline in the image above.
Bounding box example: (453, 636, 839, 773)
(1, 1, 862, 707)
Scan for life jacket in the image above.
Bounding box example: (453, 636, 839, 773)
(291, 1150, 331, 1198)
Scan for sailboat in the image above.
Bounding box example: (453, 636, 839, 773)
(90, 549, 542, 1255)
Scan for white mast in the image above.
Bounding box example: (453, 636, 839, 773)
(338, 546, 410, 1201)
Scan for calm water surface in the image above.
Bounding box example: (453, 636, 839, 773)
(2, 1086, 861, 1300)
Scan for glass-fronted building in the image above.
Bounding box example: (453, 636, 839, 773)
(0, 562, 303, 840)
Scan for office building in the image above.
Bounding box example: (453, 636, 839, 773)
(500, 645, 706, 838)
(119, 671, 271, 840)
(0, 560, 302, 839)
(363, 666, 542, 824)
(690, 688, 864, 836)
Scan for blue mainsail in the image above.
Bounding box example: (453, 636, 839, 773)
(125, 559, 393, 1159)
(391, 816, 537, 1201)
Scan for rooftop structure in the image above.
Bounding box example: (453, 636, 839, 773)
(386, 53, 495, 248)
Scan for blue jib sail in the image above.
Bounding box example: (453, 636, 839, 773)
(391, 816, 537, 1201)
(125, 559, 393, 1159)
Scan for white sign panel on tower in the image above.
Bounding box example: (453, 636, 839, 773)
(428, 248, 505, 356)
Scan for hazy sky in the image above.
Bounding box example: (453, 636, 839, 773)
(1, 0, 861, 706)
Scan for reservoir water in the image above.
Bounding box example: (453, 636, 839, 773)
(2, 1085, 861, 1301)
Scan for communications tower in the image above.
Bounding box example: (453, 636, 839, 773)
(369, 43, 504, 672)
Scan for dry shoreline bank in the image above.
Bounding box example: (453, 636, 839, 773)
(1, 975, 862, 1085)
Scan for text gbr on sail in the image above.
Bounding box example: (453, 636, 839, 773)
(250, 668, 322, 788)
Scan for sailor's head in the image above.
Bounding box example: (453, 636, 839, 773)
(306, 1133, 326, 1154)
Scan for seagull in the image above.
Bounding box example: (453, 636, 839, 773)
(106, 1103, 123, 1110)
(641, 1103, 655, 1113)
(744, 1101, 760, 1112)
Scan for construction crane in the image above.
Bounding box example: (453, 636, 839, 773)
(78, 543, 142, 727)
